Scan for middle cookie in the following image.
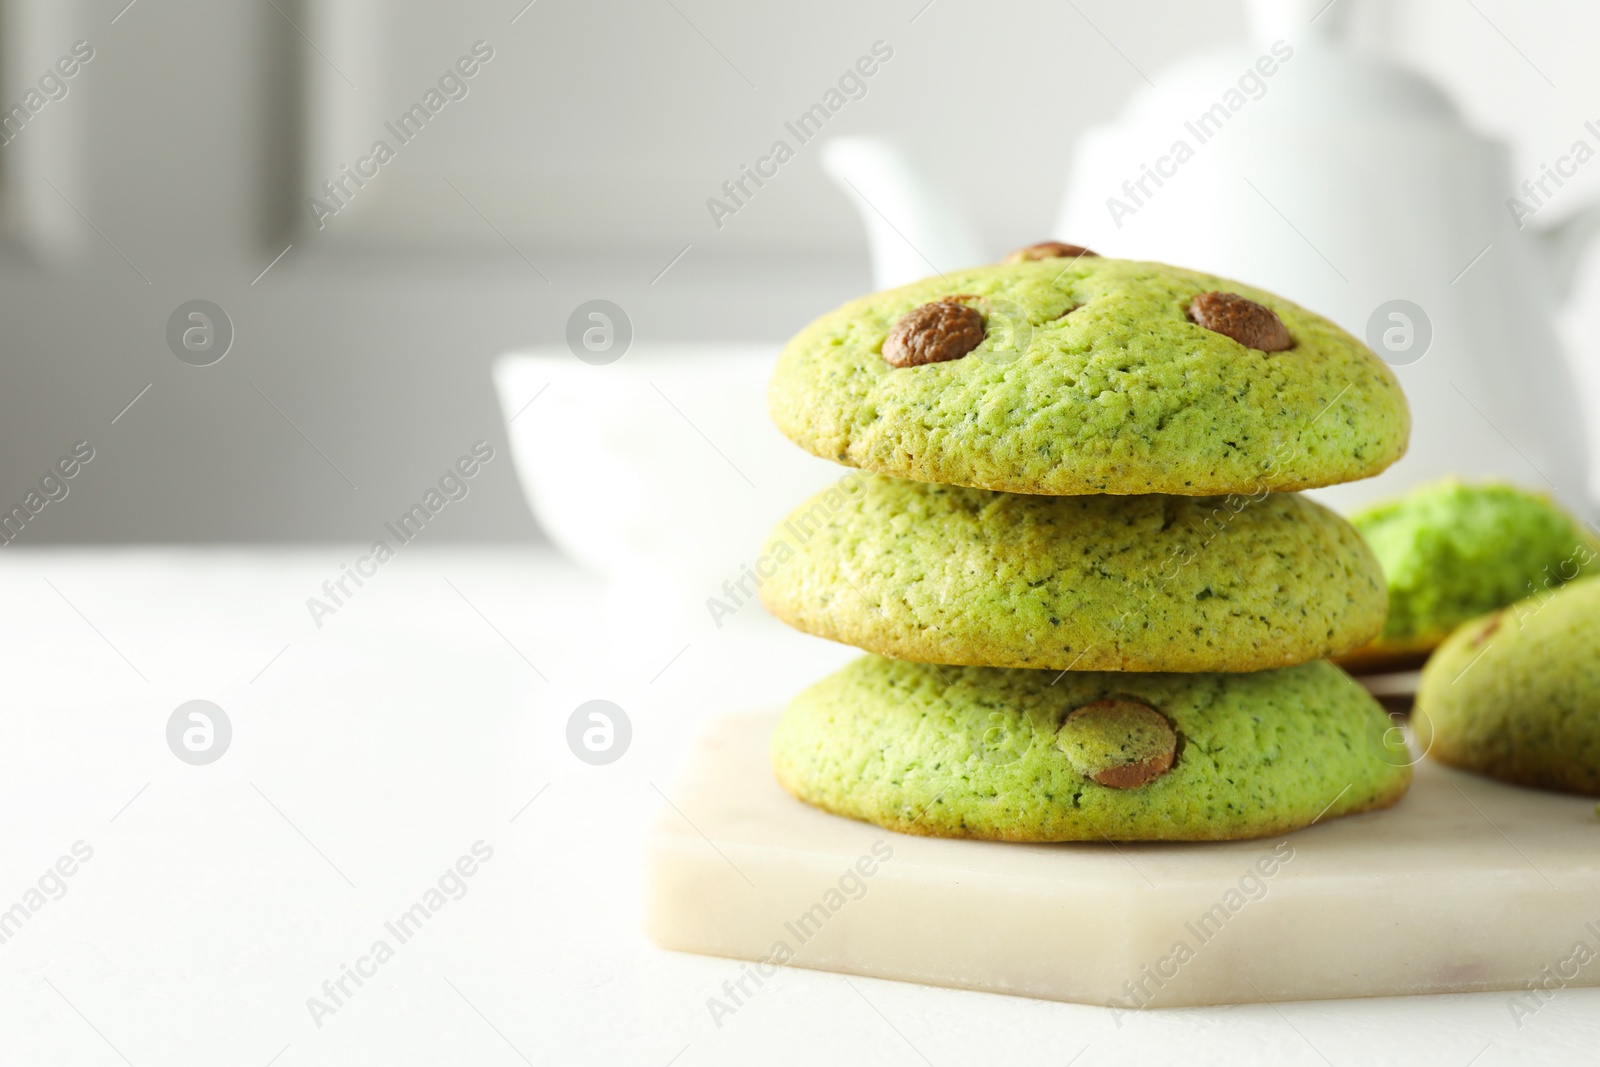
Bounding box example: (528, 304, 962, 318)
(759, 474, 1387, 673)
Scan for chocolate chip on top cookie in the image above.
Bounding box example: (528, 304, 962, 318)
(1002, 240, 1099, 263)
(881, 298, 986, 367)
(1187, 290, 1292, 352)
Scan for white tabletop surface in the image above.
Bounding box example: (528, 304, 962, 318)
(2, 546, 1595, 1067)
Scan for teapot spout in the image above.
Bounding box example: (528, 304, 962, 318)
(820, 136, 987, 290)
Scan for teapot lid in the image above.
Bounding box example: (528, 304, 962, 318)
(1118, 0, 1458, 124)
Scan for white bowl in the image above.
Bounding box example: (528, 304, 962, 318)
(493, 346, 844, 597)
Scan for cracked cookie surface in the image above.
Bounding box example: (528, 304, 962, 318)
(768, 257, 1409, 496)
(759, 473, 1387, 672)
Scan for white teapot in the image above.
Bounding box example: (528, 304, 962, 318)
(821, 0, 1598, 515)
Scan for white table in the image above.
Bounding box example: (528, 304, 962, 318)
(1, 547, 1593, 1066)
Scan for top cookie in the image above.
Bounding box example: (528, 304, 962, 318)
(769, 253, 1410, 496)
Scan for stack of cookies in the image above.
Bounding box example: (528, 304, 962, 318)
(759, 245, 1415, 841)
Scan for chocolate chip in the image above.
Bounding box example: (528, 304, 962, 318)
(1003, 241, 1099, 264)
(1188, 291, 1292, 352)
(1056, 699, 1177, 789)
(882, 299, 986, 367)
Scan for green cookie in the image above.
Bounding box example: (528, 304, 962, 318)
(772, 654, 1411, 842)
(1340, 479, 1599, 672)
(1419, 576, 1600, 796)
(768, 257, 1409, 497)
(759, 473, 1386, 673)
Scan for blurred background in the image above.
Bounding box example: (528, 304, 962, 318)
(8, 4, 1600, 1062)
(6, 0, 1600, 545)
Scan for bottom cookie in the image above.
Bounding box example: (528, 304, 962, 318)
(772, 655, 1412, 842)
